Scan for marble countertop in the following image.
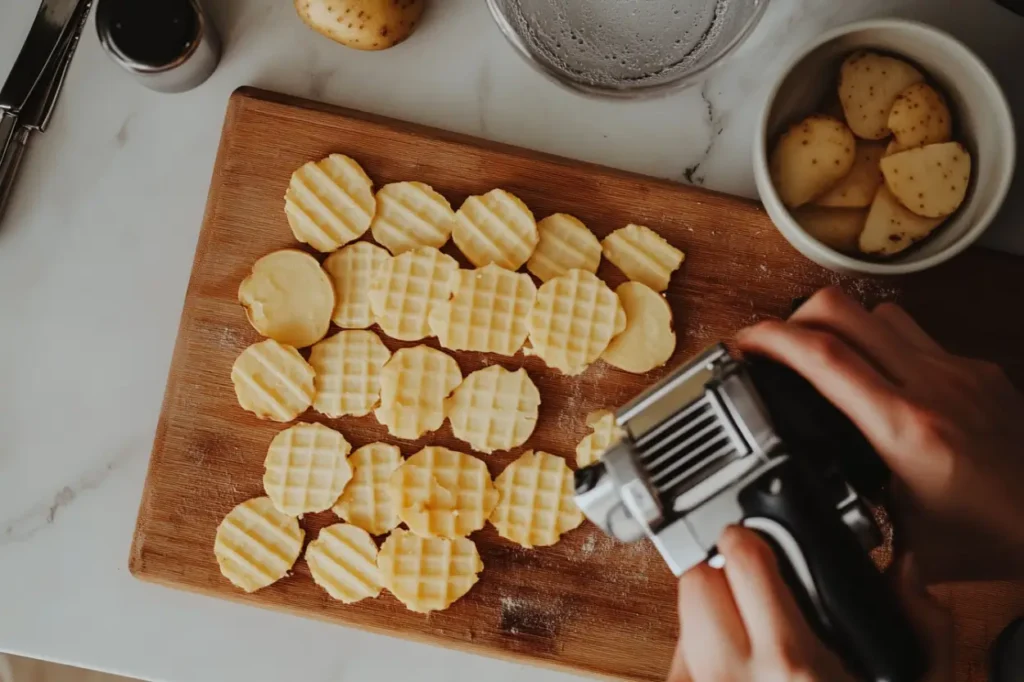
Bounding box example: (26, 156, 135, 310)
(0, 1, 1021, 681)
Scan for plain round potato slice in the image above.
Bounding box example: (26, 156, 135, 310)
(813, 141, 886, 208)
(792, 206, 867, 254)
(839, 51, 924, 140)
(880, 142, 971, 218)
(601, 282, 676, 374)
(860, 185, 944, 256)
(295, 0, 425, 51)
(769, 115, 856, 208)
(887, 83, 953, 154)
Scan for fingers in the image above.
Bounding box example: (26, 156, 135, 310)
(736, 320, 902, 447)
(718, 526, 817, 657)
(677, 562, 750, 679)
(790, 288, 918, 383)
(872, 302, 945, 355)
(892, 554, 954, 682)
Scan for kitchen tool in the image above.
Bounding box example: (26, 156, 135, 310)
(753, 19, 1015, 275)
(990, 617, 1024, 682)
(0, 0, 91, 225)
(486, 0, 769, 97)
(96, 0, 220, 93)
(574, 345, 924, 682)
(129, 88, 1024, 682)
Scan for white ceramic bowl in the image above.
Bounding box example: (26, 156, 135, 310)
(753, 19, 1016, 275)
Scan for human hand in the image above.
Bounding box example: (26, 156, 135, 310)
(668, 526, 952, 682)
(735, 287, 1024, 582)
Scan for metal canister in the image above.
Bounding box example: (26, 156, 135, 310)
(96, 0, 220, 93)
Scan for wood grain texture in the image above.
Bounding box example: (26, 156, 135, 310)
(130, 87, 1024, 682)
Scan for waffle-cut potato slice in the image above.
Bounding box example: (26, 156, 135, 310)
(769, 116, 857, 209)
(428, 264, 536, 355)
(445, 366, 540, 454)
(309, 330, 391, 418)
(602, 224, 685, 292)
(231, 339, 315, 422)
(839, 51, 924, 140)
(333, 442, 403, 535)
(453, 189, 538, 269)
(390, 447, 498, 538)
(294, 0, 425, 51)
(322, 242, 390, 329)
(813, 141, 886, 208)
(367, 246, 458, 341)
(214, 497, 304, 593)
(490, 450, 583, 548)
(887, 83, 952, 154)
(528, 269, 624, 376)
(371, 181, 456, 255)
(284, 154, 375, 252)
(375, 345, 462, 439)
(527, 213, 602, 282)
(263, 422, 353, 516)
(238, 249, 334, 348)
(378, 529, 483, 613)
(575, 410, 624, 467)
(860, 185, 944, 256)
(793, 206, 867, 254)
(305, 523, 383, 603)
(880, 142, 971, 218)
(601, 282, 676, 374)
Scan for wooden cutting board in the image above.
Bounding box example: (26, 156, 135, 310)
(130, 87, 1024, 682)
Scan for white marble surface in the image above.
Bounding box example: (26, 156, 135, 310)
(0, 1, 1021, 681)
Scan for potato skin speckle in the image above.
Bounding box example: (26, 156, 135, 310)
(294, 0, 424, 51)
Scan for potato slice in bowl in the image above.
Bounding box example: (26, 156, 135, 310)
(813, 141, 886, 208)
(769, 115, 856, 208)
(860, 185, 944, 256)
(792, 206, 866, 254)
(839, 51, 924, 140)
(887, 83, 952, 153)
(880, 142, 971, 218)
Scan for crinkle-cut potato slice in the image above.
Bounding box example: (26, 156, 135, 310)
(880, 142, 971, 218)
(377, 529, 483, 613)
(333, 442, 403, 535)
(601, 282, 677, 374)
(887, 83, 953, 154)
(231, 339, 315, 422)
(294, 0, 425, 51)
(528, 269, 624, 376)
(284, 154, 375, 252)
(490, 450, 583, 548)
(322, 241, 390, 329)
(860, 185, 944, 256)
(309, 329, 391, 418)
(214, 497, 304, 593)
(453, 189, 538, 270)
(769, 115, 857, 208)
(374, 345, 462, 439)
(263, 422, 353, 516)
(367, 246, 458, 341)
(238, 249, 335, 348)
(813, 141, 886, 208)
(445, 366, 540, 454)
(390, 447, 498, 538)
(305, 523, 382, 603)
(575, 410, 624, 468)
(527, 213, 602, 282)
(601, 224, 685, 293)
(428, 264, 536, 356)
(839, 51, 924, 140)
(792, 206, 867, 254)
(371, 181, 456, 255)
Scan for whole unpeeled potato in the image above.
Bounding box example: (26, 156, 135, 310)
(295, 0, 425, 51)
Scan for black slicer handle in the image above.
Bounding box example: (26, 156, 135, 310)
(739, 457, 927, 682)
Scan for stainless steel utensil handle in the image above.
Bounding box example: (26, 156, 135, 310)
(0, 126, 31, 227)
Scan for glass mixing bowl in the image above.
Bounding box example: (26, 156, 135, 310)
(487, 0, 770, 98)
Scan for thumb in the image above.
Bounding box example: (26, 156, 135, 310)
(894, 554, 954, 682)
